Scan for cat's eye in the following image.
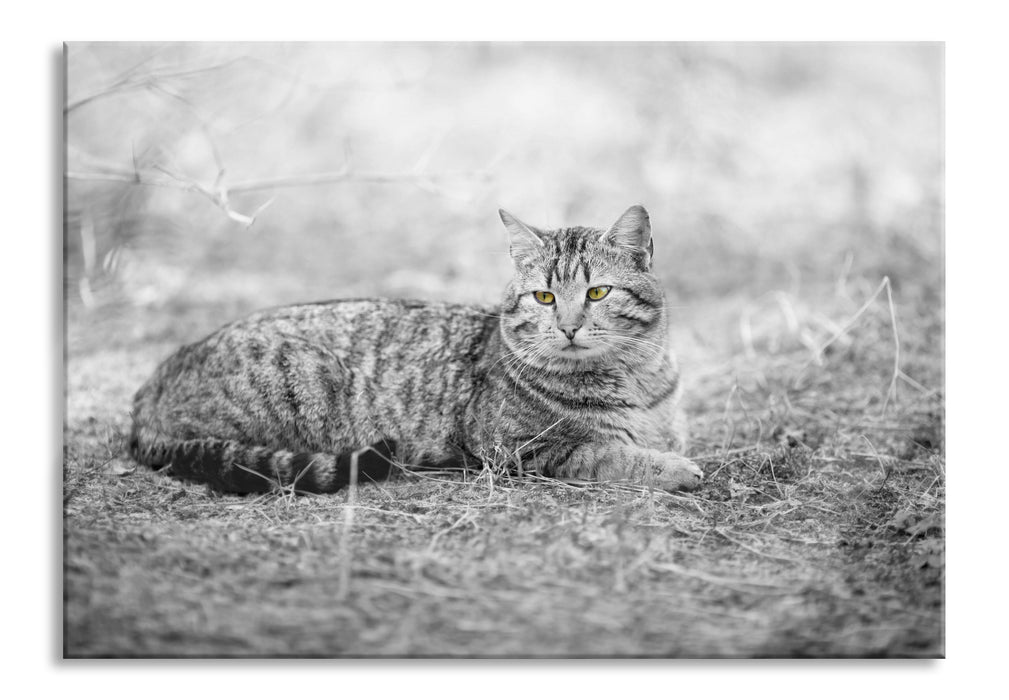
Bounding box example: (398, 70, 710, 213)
(533, 291, 555, 304)
(586, 286, 611, 301)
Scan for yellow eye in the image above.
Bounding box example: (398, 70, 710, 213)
(533, 291, 555, 304)
(587, 286, 611, 301)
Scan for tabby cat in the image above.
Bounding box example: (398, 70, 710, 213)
(130, 205, 703, 493)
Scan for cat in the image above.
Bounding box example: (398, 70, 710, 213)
(129, 205, 703, 494)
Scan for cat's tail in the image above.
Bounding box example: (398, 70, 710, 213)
(129, 426, 396, 494)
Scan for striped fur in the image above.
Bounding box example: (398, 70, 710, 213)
(130, 205, 702, 493)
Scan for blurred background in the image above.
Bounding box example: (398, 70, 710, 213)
(64, 42, 942, 357)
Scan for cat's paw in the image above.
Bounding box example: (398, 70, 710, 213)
(652, 453, 703, 492)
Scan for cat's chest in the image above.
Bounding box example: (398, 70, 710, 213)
(489, 365, 675, 444)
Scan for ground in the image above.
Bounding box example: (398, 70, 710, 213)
(63, 43, 943, 658)
(63, 273, 943, 658)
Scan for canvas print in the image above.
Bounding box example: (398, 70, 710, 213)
(63, 42, 944, 657)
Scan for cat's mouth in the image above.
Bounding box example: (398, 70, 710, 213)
(556, 341, 604, 359)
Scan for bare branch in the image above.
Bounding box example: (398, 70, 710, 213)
(66, 164, 491, 190)
(143, 82, 226, 173)
(66, 161, 492, 226)
(66, 162, 271, 228)
(65, 57, 245, 113)
(151, 164, 273, 228)
(66, 168, 156, 185)
(227, 168, 491, 193)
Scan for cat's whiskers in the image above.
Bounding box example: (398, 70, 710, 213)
(509, 340, 552, 380)
(499, 332, 545, 367)
(594, 333, 666, 365)
(470, 310, 505, 320)
(612, 334, 666, 353)
(492, 338, 539, 373)
(506, 335, 560, 388)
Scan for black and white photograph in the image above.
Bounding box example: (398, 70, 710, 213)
(62, 41, 944, 658)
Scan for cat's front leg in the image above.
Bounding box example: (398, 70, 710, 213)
(546, 442, 703, 492)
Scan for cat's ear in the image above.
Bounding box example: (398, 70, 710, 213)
(500, 209, 544, 264)
(601, 204, 653, 263)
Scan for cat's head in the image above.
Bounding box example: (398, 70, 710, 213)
(499, 205, 668, 367)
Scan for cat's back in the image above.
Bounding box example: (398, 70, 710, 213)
(227, 297, 495, 355)
(143, 298, 499, 391)
(134, 298, 501, 461)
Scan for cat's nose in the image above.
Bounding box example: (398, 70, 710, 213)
(558, 308, 585, 341)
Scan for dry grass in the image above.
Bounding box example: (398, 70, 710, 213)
(63, 272, 944, 658)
